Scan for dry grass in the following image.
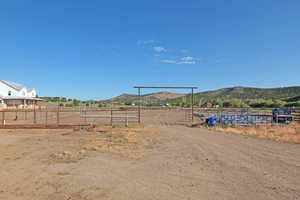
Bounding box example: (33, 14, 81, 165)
(296, 127, 300, 135)
(48, 150, 88, 164)
(209, 123, 300, 143)
(0, 129, 70, 135)
(47, 126, 164, 163)
(82, 126, 164, 159)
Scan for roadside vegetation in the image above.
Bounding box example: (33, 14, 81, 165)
(41, 97, 109, 108)
(41, 96, 300, 109)
(209, 123, 300, 144)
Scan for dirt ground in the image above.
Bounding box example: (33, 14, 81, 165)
(0, 124, 299, 200)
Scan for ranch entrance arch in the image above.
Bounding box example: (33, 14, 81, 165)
(134, 86, 198, 124)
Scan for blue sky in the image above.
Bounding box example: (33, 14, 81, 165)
(1, 0, 300, 100)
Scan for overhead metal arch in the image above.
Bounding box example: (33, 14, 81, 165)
(134, 86, 199, 123)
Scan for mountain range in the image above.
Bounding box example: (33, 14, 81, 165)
(100, 86, 300, 105)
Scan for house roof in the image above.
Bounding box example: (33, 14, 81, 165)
(27, 88, 35, 93)
(0, 80, 36, 93)
(0, 80, 25, 91)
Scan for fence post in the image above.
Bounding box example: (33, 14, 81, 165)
(45, 110, 48, 125)
(34, 107, 37, 124)
(191, 88, 194, 123)
(57, 110, 60, 125)
(2, 112, 4, 126)
(125, 110, 128, 127)
(110, 109, 113, 126)
(138, 88, 141, 124)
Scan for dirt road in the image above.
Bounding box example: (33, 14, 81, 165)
(0, 126, 299, 200)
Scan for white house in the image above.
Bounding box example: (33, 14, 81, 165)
(0, 80, 42, 109)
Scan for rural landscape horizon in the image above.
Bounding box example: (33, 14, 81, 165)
(1, 1, 300, 100)
(1, 1, 300, 200)
(42, 85, 300, 109)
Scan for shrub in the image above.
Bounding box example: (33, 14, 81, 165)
(284, 101, 300, 108)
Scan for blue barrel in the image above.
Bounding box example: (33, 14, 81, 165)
(207, 116, 218, 127)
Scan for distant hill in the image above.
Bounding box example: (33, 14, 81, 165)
(284, 95, 300, 102)
(146, 92, 185, 99)
(100, 86, 300, 105)
(194, 86, 300, 100)
(101, 91, 185, 105)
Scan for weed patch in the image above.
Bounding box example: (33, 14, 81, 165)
(208, 123, 300, 144)
(48, 150, 87, 164)
(82, 126, 164, 159)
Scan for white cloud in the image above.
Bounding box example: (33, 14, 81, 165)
(138, 40, 154, 45)
(178, 56, 197, 64)
(181, 56, 195, 61)
(153, 46, 167, 53)
(161, 59, 177, 64)
(161, 56, 198, 65)
(179, 61, 196, 64)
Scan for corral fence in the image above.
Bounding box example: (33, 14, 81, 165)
(0, 106, 195, 128)
(197, 107, 300, 126)
(197, 107, 300, 117)
(293, 108, 300, 122)
(0, 108, 139, 129)
(0, 107, 298, 129)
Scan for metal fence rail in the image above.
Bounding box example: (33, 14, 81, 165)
(80, 109, 138, 127)
(0, 108, 139, 128)
(219, 114, 274, 126)
(292, 108, 300, 122)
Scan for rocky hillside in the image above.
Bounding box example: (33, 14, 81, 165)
(194, 86, 300, 100)
(101, 92, 185, 105)
(100, 86, 300, 105)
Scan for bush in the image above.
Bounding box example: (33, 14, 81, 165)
(222, 99, 249, 108)
(284, 101, 300, 107)
(73, 100, 80, 107)
(250, 100, 285, 108)
(124, 101, 132, 106)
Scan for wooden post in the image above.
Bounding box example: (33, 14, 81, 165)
(45, 110, 48, 125)
(138, 88, 141, 124)
(2, 112, 5, 126)
(57, 109, 60, 125)
(191, 88, 194, 123)
(34, 105, 37, 124)
(110, 109, 113, 126)
(185, 108, 187, 121)
(125, 110, 128, 127)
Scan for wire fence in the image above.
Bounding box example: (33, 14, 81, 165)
(197, 107, 300, 126)
(0, 108, 139, 128)
(0, 107, 299, 128)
